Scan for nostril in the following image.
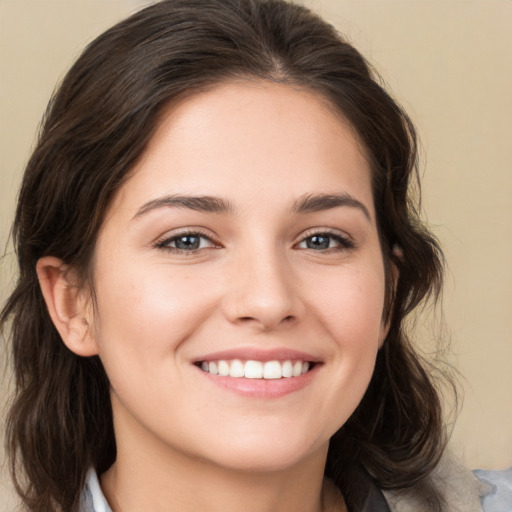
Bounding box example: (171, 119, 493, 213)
(236, 314, 296, 328)
(238, 316, 257, 323)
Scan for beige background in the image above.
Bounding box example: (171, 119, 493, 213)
(1, 0, 511, 509)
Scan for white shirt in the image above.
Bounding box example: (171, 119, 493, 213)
(79, 469, 112, 512)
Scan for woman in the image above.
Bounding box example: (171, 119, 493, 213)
(1, 0, 485, 510)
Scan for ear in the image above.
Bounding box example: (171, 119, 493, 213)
(378, 245, 402, 348)
(36, 256, 99, 357)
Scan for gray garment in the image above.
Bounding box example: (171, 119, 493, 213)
(384, 453, 489, 512)
(475, 467, 512, 512)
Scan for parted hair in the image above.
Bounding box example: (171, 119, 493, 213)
(1, 1, 448, 510)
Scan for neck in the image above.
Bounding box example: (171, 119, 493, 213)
(100, 415, 344, 512)
(102, 459, 337, 512)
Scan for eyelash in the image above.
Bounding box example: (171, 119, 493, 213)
(154, 229, 355, 254)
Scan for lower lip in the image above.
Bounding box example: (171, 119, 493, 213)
(195, 364, 320, 398)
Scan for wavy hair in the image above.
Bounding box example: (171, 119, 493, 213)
(1, 1, 448, 510)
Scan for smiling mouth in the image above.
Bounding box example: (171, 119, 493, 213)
(195, 359, 314, 379)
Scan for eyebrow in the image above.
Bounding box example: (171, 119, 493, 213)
(133, 195, 234, 219)
(291, 193, 371, 221)
(133, 192, 371, 221)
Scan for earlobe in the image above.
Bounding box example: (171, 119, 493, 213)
(36, 256, 98, 357)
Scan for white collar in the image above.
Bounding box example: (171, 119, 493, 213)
(83, 468, 113, 512)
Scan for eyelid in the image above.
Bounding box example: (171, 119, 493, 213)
(298, 227, 354, 242)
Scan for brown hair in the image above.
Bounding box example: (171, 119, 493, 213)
(1, 0, 448, 510)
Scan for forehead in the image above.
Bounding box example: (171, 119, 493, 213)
(110, 80, 374, 219)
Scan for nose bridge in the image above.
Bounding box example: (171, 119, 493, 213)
(223, 237, 302, 329)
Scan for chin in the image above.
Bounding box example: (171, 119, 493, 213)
(199, 429, 328, 474)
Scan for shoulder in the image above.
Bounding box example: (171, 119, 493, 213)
(383, 453, 490, 512)
(77, 469, 113, 512)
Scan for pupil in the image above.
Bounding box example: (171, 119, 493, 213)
(176, 235, 200, 250)
(307, 235, 330, 250)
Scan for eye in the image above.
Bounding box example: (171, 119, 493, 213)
(155, 230, 218, 253)
(296, 232, 354, 251)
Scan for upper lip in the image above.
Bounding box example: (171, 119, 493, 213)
(193, 347, 322, 363)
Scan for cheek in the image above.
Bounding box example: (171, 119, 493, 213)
(89, 261, 222, 422)
(91, 257, 220, 367)
(304, 263, 385, 404)
(307, 264, 386, 340)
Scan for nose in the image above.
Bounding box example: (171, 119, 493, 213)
(222, 246, 304, 331)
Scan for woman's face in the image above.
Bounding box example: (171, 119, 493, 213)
(89, 81, 388, 473)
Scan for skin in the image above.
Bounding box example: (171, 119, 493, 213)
(38, 81, 390, 512)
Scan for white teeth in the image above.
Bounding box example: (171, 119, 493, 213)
(263, 361, 282, 379)
(244, 360, 263, 379)
(218, 360, 230, 376)
(200, 359, 313, 379)
(229, 359, 245, 378)
(292, 361, 303, 377)
(282, 360, 293, 378)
